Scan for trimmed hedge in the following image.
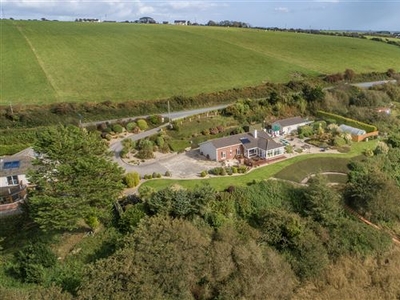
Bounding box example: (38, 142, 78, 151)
(317, 110, 377, 133)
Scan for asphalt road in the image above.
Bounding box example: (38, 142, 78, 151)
(83, 104, 229, 128)
(107, 104, 229, 176)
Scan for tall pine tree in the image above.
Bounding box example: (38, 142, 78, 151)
(28, 125, 124, 231)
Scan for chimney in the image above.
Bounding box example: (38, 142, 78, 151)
(254, 129, 258, 139)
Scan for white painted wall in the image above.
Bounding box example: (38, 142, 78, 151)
(199, 142, 217, 161)
(0, 175, 28, 188)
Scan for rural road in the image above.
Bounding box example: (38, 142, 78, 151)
(108, 104, 229, 176)
(351, 79, 397, 89)
(83, 104, 230, 128)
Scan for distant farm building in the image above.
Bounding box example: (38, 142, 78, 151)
(174, 20, 188, 25)
(139, 17, 156, 24)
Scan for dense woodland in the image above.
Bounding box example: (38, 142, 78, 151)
(1, 72, 400, 299)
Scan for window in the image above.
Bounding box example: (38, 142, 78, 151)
(236, 149, 241, 155)
(221, 151, 226, 159)
(7, 175, 19, 185)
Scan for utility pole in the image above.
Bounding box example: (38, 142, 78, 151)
(168, 100, 172, 129)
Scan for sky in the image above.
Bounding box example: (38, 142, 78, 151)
(1, 0, 399, 31)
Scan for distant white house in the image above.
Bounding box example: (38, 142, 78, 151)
(174, 20, 188, 25)
(271, 116, 312, 136)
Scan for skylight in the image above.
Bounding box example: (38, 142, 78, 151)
(3, 161, 20, 170)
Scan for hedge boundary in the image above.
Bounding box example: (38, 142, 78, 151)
(317, 110, 377, 133)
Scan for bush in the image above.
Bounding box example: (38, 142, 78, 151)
(147, 115, 162, 125)
(152, 172, 161, 179)
(12, 243, 57, 283)
(164, 171, 172, 177)
(112, 124, 124, 133)
(238, 166, 248, 173)
(126, 122, 137, 132)
(137, 119, 148, 131)
(285, 145, 294, 153)
(298, 125, 313, 137)
(200, 170, 207, 177)
(124, 172, 140, 188)
(333, 136, 346, 147)
(85, 215, 100, 231)
(202, 129, 210, 135)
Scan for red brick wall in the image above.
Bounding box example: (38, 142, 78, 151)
(216, 145, 242, 161)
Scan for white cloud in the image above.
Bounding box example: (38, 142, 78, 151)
(275, 7, 289, 13)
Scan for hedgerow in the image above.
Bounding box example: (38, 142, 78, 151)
(317, 110, 377, 133)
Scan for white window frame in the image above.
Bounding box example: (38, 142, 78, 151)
(7, 175, 19, 185)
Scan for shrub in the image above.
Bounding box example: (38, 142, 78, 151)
(125, 172, 140, 188)
(209, 127, 219, 135)
(285, 145, 294, 153)
(12, 243, 57, 283)
(202, 129, 210, 135)
(152, 172, 161, 179)
(164, 171, 172, 177)
(220, 168, 227, 176)
(147, 115, 162, 125)
(112, 124, 124, 133)
(126, 122, 137, 132)
(137, 119, 149, 131)
(232, 166, 238, 173)
(298, 125, 313, 137)
(200, 170, 208, 177)
(333, 136, 346, 147)
(85, 215, 100, 231)
(120, 148, 129, 158)
(238, 166, 248, 173)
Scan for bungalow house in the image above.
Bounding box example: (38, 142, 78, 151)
(199, 130, 285, 162)
(0, 149, 34, 207)
(271, 116, 312, 136)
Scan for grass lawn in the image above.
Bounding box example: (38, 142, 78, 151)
(273, 157, 351, 183)
(139, 139, 378, 191)
(2, 20, 400, 105)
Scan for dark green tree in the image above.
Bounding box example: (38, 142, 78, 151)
(302, 174, 343, 227)
(28, 125, 124, 231)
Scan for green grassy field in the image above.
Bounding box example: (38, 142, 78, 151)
(2, 20, 400, 105)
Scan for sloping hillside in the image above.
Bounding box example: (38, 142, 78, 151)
(1, 20, 399, 105)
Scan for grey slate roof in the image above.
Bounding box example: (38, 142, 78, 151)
(273, 116, 310, 127)
(206, 133, 249, 149)
(201, 131, 284, 151)
(0, 148, 35, 178)
(0, 156, 34, 177)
